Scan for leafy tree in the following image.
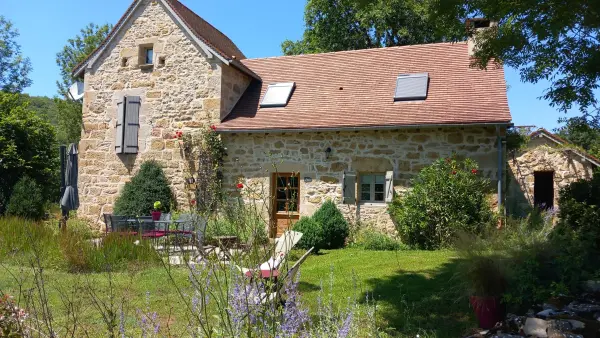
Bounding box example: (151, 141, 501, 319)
(24, 95, 59, 125)
(0, 16, 32, 92)
(0, 92, 58, 214)
(555, 117, 600, 158)
(55, 23, 111, 144)
(434, 0, 600, 117)
(56, 23, 111, 97)
(282, 0, 462, 55)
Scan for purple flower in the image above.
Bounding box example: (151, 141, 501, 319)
(278, 273, 310, 337)
(337, 310, 353, 338)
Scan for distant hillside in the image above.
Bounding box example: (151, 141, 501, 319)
(21, 94, 59, 126)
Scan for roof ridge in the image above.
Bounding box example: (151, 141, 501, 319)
(164, 0, 246, 59)
(242, 41, 467, 63)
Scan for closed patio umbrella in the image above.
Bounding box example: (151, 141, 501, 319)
(60, 143, 79, 212)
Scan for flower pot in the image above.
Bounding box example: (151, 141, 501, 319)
(151, 211, 162, 221)
(470, 296, 504, 329)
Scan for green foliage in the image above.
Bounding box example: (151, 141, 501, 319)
(0, 92, 58, 214)
(555, 116, 600, 159)
(293, 217, 325, 253)
(353, 229, 408, 251)
(5, 176, 46, 220)
(435, 0, 600, 117)
(55, 98, 83, 144)
(54, 23, 110, 144)
(56, 23, 111, 96)
(282, 0, 462, 55)
(389, 157, 495, 249)
(0, 16, 32, 92)
(311, 200, 349, 249)
(0, 217, 159, 272)
(505, 127, 530, 153)
(113, 160, 174, 216)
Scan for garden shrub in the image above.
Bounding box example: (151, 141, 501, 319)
(0, 92, 58, 214)
(5, 176, 46, 220)
(293, 217, 324, 253)
(353, 229, 408, 251)
(389, 157, 495, 249)
(311, 200, 349, 249)
(113, 160, 174, 216)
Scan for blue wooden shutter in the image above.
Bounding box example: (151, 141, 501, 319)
(385, 171, 394, 203)
(343, 172, 356, 204)
(115, 98, 125, 154)
(123, 96, 141, 154)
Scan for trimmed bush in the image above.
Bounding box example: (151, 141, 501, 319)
(389, 157, 495, 249)
(5, 176, 46, 220)
(114, 160, 174, 216)
(293, 216, 324, 253)
(354, 229, 408, 251)
(312, 200, 349, 249)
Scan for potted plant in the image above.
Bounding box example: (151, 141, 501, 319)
(458, 253, 507, 329)
(151, 201, 162, 221)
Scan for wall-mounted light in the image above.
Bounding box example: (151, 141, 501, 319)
(325, 147, 332, 160)
(186, 177, 196, 185)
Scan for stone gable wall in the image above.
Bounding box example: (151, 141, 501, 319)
(507, 137, 596, 215)
(221, 127, 502, 233)
(77, 0, 248, 224)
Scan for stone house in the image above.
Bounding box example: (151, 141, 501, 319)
(506, 128, 599, 215)
(73, 0, 512, 236)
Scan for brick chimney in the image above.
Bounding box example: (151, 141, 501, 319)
(466, 18, 498, 56)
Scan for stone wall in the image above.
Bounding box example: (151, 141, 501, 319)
(221, 126, 503, 233)
(78, 0, 248, 225)
(506, 137, 596, 215)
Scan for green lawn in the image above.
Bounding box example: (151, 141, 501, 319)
(0, 249, 471, 337)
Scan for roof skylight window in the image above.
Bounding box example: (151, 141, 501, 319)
(394, 73, 429, 101)
(260, 82, 296, 108)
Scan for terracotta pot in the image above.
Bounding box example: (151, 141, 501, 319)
(470, 296, 504, 329)
(151, 211, 162, 221)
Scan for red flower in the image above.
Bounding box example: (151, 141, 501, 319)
(190, 199, 197, 205)
(236, 183, 244, 189)
(452, 170, 457, 175)
(175, 130, 183, 139)
(471, 169, 478, 174)
(210, 125, 217, 131)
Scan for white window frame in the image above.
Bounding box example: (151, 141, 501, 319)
(359, 173, 386, 203)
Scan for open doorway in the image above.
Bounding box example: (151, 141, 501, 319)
(534, 171, 554, 209)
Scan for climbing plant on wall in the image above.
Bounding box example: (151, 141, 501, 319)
(178, 125, 226, 214)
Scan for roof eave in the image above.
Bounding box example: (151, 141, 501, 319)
(217, 121, 512, 134)
(530, 129, 600, 167)
(72, 0, 236, 78)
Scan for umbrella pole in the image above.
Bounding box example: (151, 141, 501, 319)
(60, 145, 67, 230)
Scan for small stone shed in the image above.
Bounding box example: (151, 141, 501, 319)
(506, 128, 599, 215)
(72, 0, 513, 236)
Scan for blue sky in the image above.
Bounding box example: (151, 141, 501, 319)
(1, 0, 577, 130)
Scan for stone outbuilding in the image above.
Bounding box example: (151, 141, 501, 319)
(506, 128, 599, 216)
(73, 0, 513, 236)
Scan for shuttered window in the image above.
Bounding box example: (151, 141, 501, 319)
(115, 96, 141, 154)
(343, 172, 356, 204)
(352, 171, 394, 203)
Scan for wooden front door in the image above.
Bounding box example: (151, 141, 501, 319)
(271, 173, 300, 238)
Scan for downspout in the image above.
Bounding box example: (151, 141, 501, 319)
(496, 126, 504, 213)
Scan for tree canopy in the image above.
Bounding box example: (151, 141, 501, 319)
(435, 0, 600, 118)
(0, 92, 58, 213)
(54, 23, 111, 144)
(0, 16, 32, 93)
(555, 117, 600, 159)
(282, 0, 462, 55)
(56, 23, 111, 97)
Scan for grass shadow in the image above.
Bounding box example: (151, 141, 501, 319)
(360, 257, 473, 337)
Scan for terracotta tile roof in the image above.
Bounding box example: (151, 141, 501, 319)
(73, 0, 247, 76)
(220, 42, 512, 131)
(530, 128, 600, 166)
(163, 0, 246, 60)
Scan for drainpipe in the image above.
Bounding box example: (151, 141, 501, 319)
(496, 126, 503, 212)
